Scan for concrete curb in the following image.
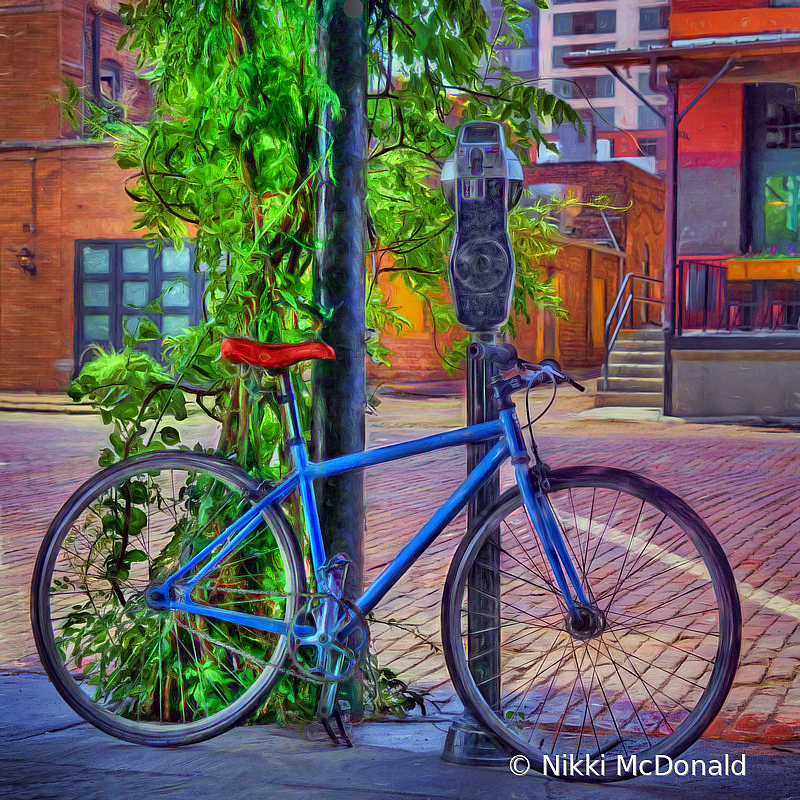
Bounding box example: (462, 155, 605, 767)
(0, 393, 95, 415)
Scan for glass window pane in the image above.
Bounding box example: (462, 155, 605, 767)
(595, 107, 617, 132)
(638, 105, 664, 130)
(510, 47, 534, 73)
(83, 314, 110, 340)
(639, 137, 659, 157)
(640, 6, 669, 30)
(553, 41, 615, 68)
(122, 247, 150, 273)
(161, 246, 191, 272)
(554, 80, 573, 99)
(518, 19, 534, 42)
(161, 279, 191, 307)
(83, 282, 110, 307)
(553, 13, 571, 35)
(123, 316, 144, 338)
(765, 175, 800, 250)
(123, 281, 149, 306)
(596, 76, 615, 98)
(83, 247, 110, 274)
(162, 314, 191, 336)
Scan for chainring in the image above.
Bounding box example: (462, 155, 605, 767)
(287, 594, 370, 683)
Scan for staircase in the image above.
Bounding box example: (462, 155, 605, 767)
(595, 328, 664, 408)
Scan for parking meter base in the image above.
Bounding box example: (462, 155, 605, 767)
(441, 714, 507, 766)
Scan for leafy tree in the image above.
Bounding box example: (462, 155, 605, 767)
(69, 0, 579, 469)
(64, 0, 580, 723)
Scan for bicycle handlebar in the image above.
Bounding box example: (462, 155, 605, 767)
(468, 341, 586, 393)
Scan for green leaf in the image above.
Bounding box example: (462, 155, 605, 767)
(98, 448, 116, 468)
(160, 426, 181, 445)
(136, 319, 161, 341)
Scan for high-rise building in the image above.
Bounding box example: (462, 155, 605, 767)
(482, 0, 669, 170)
(484, 0, 540, 79)
(545, 0, 668, 168)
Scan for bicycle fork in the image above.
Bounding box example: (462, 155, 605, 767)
(499, 409, 591, 619)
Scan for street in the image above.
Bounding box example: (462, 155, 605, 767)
(1, 388, 798, 745)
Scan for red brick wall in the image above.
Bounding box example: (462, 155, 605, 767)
(514, 245, 622, 368)
(0, 12, 63, 141)
(367, 240, 625, 383)
(0, 145, 140, 391)
(0, 2, 154, 390)
(0, 5, 151, 145)
(526, 161, 664, 281)
(367, 162, 663, 381)
(367, 267, 464, 384)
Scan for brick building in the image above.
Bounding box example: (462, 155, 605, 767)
(3, 2, 664, 392)
(368, 159, 664, 383)
(565, 0, 800, 419)
(0, 0, 203, 391)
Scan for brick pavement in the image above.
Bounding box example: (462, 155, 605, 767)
(1, 392, 799, 745)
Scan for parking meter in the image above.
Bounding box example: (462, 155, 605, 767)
(441, 122, 523, 331)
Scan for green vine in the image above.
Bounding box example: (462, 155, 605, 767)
(63, 0, 582, 723)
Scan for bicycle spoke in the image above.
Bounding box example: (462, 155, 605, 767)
(445, 470, 739, 779)
(500, 518, 561, 596)
(34, 453, 303, 744)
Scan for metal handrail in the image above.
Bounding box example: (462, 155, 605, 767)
(602, 273, 664, 390)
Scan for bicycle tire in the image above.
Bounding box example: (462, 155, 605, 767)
(31, 451, 306, 746)
(442, 466, 741, 782)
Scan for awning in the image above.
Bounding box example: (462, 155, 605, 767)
(563, 33, 800, 82)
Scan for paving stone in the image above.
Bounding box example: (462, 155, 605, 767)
(3, 395, 800, 745)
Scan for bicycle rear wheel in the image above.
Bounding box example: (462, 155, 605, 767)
(31, 451, 305, 746)
(442, 466, 741, 781)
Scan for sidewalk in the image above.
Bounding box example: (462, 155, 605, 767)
(0, 672, 796, 800)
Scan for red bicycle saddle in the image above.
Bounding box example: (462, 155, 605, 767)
(221, 338, 335, 369)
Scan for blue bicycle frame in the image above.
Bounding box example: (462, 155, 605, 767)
(154, 372, 590, 634)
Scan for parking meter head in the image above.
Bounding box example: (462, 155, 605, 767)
(442, 122, 522, 331)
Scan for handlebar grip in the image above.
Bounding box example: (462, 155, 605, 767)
(566, 376, 586, 393)
(538, 364, 586, 393)
(467, 342, 519, 370)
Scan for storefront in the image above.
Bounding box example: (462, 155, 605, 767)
(567, 32, 800, 419)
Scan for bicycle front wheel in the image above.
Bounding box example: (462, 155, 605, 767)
(442, 466, 741, 781)
(31, 451, 305, 746)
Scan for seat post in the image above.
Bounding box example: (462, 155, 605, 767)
(275, 371, 328, 576)
(276, 372, 303, 446)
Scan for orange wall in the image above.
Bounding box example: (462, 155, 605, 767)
(678, 82, 743, 169)
(671, 7, 800, 39)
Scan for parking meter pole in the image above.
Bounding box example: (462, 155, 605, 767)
(441, 332, 506, 766)
(466, 331, 501, 713)
(440, 122, 521, 764)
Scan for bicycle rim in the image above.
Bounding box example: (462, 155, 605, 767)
(31, 452, 305, 746)
(442, 466, 741, 781)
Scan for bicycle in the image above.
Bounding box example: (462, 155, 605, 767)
(30, 337, 741, 782)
